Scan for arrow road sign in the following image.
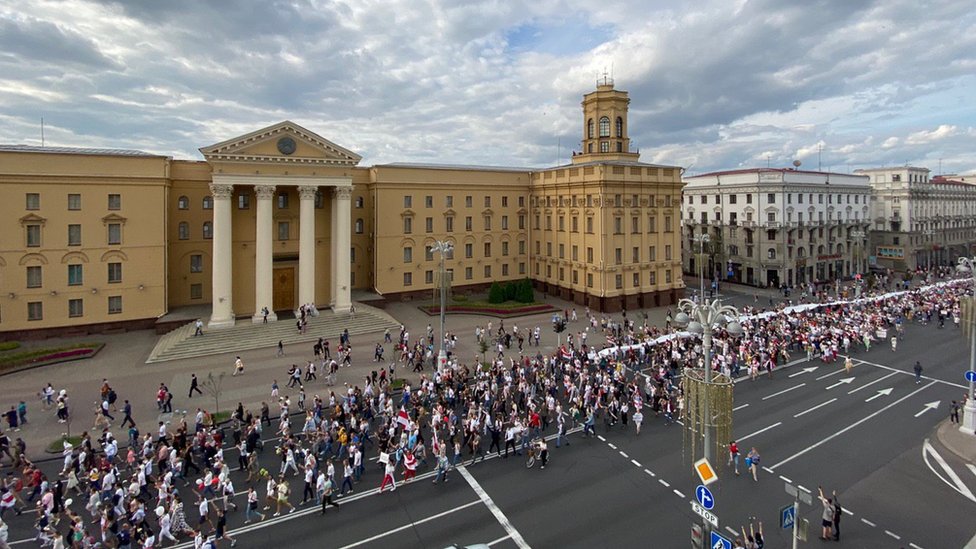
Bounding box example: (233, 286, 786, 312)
(865, 387, 893, 402)
(966, 371, 976, 383)
(781, 504, 796, 529)
(825, 377, 855, 390)
(789, 366, 819, 378)
(710, 531, 732, 549)
(696, 485, 715, 510)
(915, 400, 941, 417)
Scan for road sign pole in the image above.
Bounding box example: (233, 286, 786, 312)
(792, 499, 799, 549)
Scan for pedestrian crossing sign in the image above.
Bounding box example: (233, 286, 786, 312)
(711, 531, 732, 549)
(694, 458, 718, 486)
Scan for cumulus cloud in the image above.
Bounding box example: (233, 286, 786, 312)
(0, 0, 973, 173)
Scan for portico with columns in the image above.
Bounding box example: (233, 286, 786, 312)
(199, 121, 361, 328)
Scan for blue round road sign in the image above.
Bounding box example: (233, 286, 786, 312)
(696, 484, 715, 510)
(966, 371, 976, 383)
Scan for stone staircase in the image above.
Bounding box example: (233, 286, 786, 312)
(146, 304, 400, 363)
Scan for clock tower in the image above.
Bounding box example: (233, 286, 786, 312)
(572, 76, 640, 164)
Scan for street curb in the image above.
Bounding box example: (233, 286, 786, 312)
(934, 418, 976, 464)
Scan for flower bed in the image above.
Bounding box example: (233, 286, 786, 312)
(0, 343, 104, 376)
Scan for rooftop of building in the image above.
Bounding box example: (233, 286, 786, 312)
(853, 166, 930, 173)
(0, 144, 161, 157)
(689, 167, 864, 178)
(374, 161, 532, 173)
(548, 159, 676, 170)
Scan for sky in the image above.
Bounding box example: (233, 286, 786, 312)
(1, 0, 974, 174)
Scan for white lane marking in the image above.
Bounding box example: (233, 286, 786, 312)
(337, 500, 482, 549)
(659, 479, 670, 487)
(458, 466, 531, 549)
(487, 535, 512, 547)
(824, 377, 855, 390)
(885, 530, 902, 540)
(862, 518, 877, 527)
(847, 371, 898, 394)
(608, 443, 617, 450)
(967, 463, 976, 480)
(922, 439, 976, 503)
(847, 356, 968, 389)
(815, 369, 845, 381)
(779, 475, 793, 483)
(737, 421, 783, 443)
(725, 526, 739, 537)
(619, 451, 629, 458)
(597, 435, 606, 441)
(770, 381, 937, 471)
(914, 401, 941, 417)
(909, 543, 924, 549)
(864, 388, 894, 402)
(793, 398, 837, 418)
(789, 366, 819, 378)
(733, 403, 750, 411)
(762, 466, 775, 474)
(734, 358, 807, 383)
(797, 485, 811, 493)
(673, 489, 685, 498)
(631, 459, 642, 467)
(761, 383, 806, 400)
(842, 507, 853, 516)
(644, 468, 656, 477)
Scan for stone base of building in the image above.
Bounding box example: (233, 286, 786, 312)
(533, 281, 683, 313)
(0, 317, 158, 342)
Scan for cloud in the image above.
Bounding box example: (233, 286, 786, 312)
(0, 0, 973, 174)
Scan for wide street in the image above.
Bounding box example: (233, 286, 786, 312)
(4, 285, 975, 548)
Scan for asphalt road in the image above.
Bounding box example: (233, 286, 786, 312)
(5, 319, 975, 548)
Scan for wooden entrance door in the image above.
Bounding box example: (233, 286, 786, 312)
(273, 267, 295, 312)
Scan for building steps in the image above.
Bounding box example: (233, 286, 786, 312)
(145, 304, 399, 363)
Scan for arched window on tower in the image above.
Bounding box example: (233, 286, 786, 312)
(587, 119, 594, 139)
(599, 116, 610, 137)
(616, 117, 623, 137)
(177, 196, 189, 210)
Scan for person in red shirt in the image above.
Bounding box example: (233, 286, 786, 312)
(529, 411, 541, 440)
(728, 440, 740, 475)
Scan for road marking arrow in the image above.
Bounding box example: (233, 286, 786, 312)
(789, 366, 819, 378)
(914, 401, 941, 417)
(825, 377, 855, 390)
(864, 388, 893, 402)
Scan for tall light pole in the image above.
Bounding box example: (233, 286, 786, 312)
(922, 229, 934, 269)
(692, 233, 710, 299)
(956, 257, 976, 435)
(431, 240, 453, 373)
(851, 229, 865, 275)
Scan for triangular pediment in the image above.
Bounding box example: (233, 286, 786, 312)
(200, 121, 362, 167)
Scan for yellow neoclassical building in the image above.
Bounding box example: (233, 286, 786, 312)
(0, 81, 684, 338)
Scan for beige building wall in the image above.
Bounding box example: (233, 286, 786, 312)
(370, 165, 530, 298)
(0, 149, 169, 335)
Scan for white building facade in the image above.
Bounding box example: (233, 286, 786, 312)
(854, 167, 976, 270)
(682, 168, 871, 288)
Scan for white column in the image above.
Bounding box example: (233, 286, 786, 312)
(332, 186, 352, 313)
(298, 185, 318, 308)
(208, 183, 235, 328)
(252, 185, 276, 323)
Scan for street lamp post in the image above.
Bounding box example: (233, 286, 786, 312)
(692, 234, 710, 299)
(923, 229, 934, 269)
(673, 299, 743, 462)
(956, 257, 976, 435)
(431, 240, 453, 373)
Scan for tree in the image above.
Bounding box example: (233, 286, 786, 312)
(488, 281, 505, 303)
(516, 278, 535, 303)
(478, 338, 489, 367)
(200, 372, 226, 414)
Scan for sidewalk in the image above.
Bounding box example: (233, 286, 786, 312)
(936, 418, 976, 464)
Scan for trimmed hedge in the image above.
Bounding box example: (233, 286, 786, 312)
(0, 343, 103, 375)
(488, 279, 534, 304)
(0, 341, 21, 352)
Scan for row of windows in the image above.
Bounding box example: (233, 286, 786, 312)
(24, 263, 124, 288)
(23, 296, 123, 321)
(533, 241, 671, 264)
(535, 214, 673, 234)
(400, 214, 524, 234)
(691, 210, 863, 224)
(25, 193, 122, 211)
(535, 194, 674, 208)
(25, 223, 122, 247)
(211, 193, 368, 211)
(534, 264, 674, 288)
(691, 193, 864, 205)
(586, 116, 624, 139)
(401, 263, 525, 286)
(402, 241, 526, 263)
(403, 195, 524, 209)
